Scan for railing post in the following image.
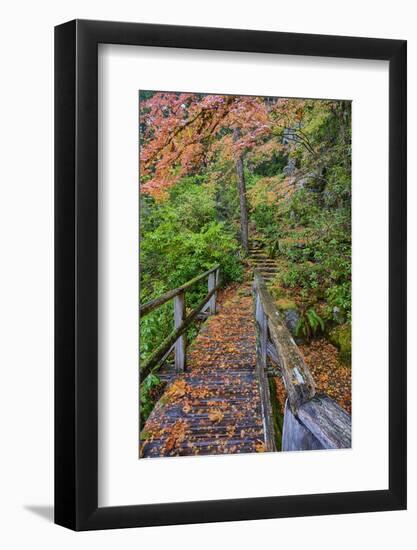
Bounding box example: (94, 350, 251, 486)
(207, 270, 217, 314)
(174, 291, 186, 372)
(255, 293, 267, 370)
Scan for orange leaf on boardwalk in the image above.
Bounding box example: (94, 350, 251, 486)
(227, 425, 236, 437)
(255, 440, 266, 452)
(165, 379, 187, 401)
(182, 402, 191, 414)
(208, 409, 224, 423)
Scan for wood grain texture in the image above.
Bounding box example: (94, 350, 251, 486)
(254, 271, 316, 413)
(282, 395, 351, 451)
(174, 291, 186, 373)
(254, 291, 276, 451)
(282, 400, 324, 451)
(297, 394, 351, 449)
(207, 271, 217, 314)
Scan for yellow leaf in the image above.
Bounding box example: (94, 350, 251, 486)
(165, 379, 187, 401)
(208, 409, 224, 423)
(227, 426, 235, 437)
(255, 440, 266, 453)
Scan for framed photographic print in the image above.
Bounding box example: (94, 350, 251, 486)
(55, 20, 406, 530)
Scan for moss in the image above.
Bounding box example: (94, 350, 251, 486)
(269, 279, 292, 301)
(140, 430, 151, 441)
(275, 297, 297, 312)
(270, 285, 284, 300)
(269, 377, 283, 451)
(329, 324, 351, 365)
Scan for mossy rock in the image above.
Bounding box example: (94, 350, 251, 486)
(329, 324, 351, 365)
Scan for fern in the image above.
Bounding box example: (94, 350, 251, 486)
(295, 307, 325, 341)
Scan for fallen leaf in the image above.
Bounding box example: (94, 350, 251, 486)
(165, 379, 188, 401)
(227, 425, 235, 437)
(255, 440, 266, 452)
(208, 409, 224, 423)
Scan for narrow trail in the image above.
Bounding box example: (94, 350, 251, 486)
(140, 284, 267, 458)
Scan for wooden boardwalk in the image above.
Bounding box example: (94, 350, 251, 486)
(140, 289, 267, 457)
(140, 243, 351, 458)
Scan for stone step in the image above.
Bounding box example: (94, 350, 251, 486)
(249, 258, 276, 263)
(250, 255, 275, 260)
(257, 268, 278, 273)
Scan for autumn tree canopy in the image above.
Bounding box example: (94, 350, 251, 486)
(140, 93, 271, 199)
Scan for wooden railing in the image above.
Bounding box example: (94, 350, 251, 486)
(140, 265, 220, 380)
(253, 270, 351, 451)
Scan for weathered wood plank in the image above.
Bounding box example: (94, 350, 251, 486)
(282, 395, 351, 451)
(174, 291, 186, 373)
(140, 282, 221, 379)
(297, 394, 351, 449)
(282, 399, 324, 451)
(254, 285, 276, 452)
(140, 264, 220, 317)
(254, 271, 315, 413)
(207, 271, 217, 314)
(257, 359, 276, 452)
(267, 339, 281, 368)
(255, 294, 268, 370)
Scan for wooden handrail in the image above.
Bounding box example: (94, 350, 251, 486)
(140, 266, 220, 380)
(253, 270, 351, 451)
(254, 270, 315, 414)
(140, 264, 220, 317)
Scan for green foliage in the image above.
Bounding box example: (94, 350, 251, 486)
(140, 373, 162, 426)
(252, 98, 352, 339)
(252, 152, 287, 176)
(266, 239, 280, 259)
(246, 172, 284, 241)
(140, 175, 243, 365)
(295, 307, 325, 341)
(251, 204, 278, 240)
(325, 282, 351, 323)
(280, 262, 320, 290)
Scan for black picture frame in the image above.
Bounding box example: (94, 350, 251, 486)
(55, 19, 407, 531)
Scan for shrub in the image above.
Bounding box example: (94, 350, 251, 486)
(295, 307, 325, 341)
(140, 177, 243, 365)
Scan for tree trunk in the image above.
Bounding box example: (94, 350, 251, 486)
(233, 129, 249, 253)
